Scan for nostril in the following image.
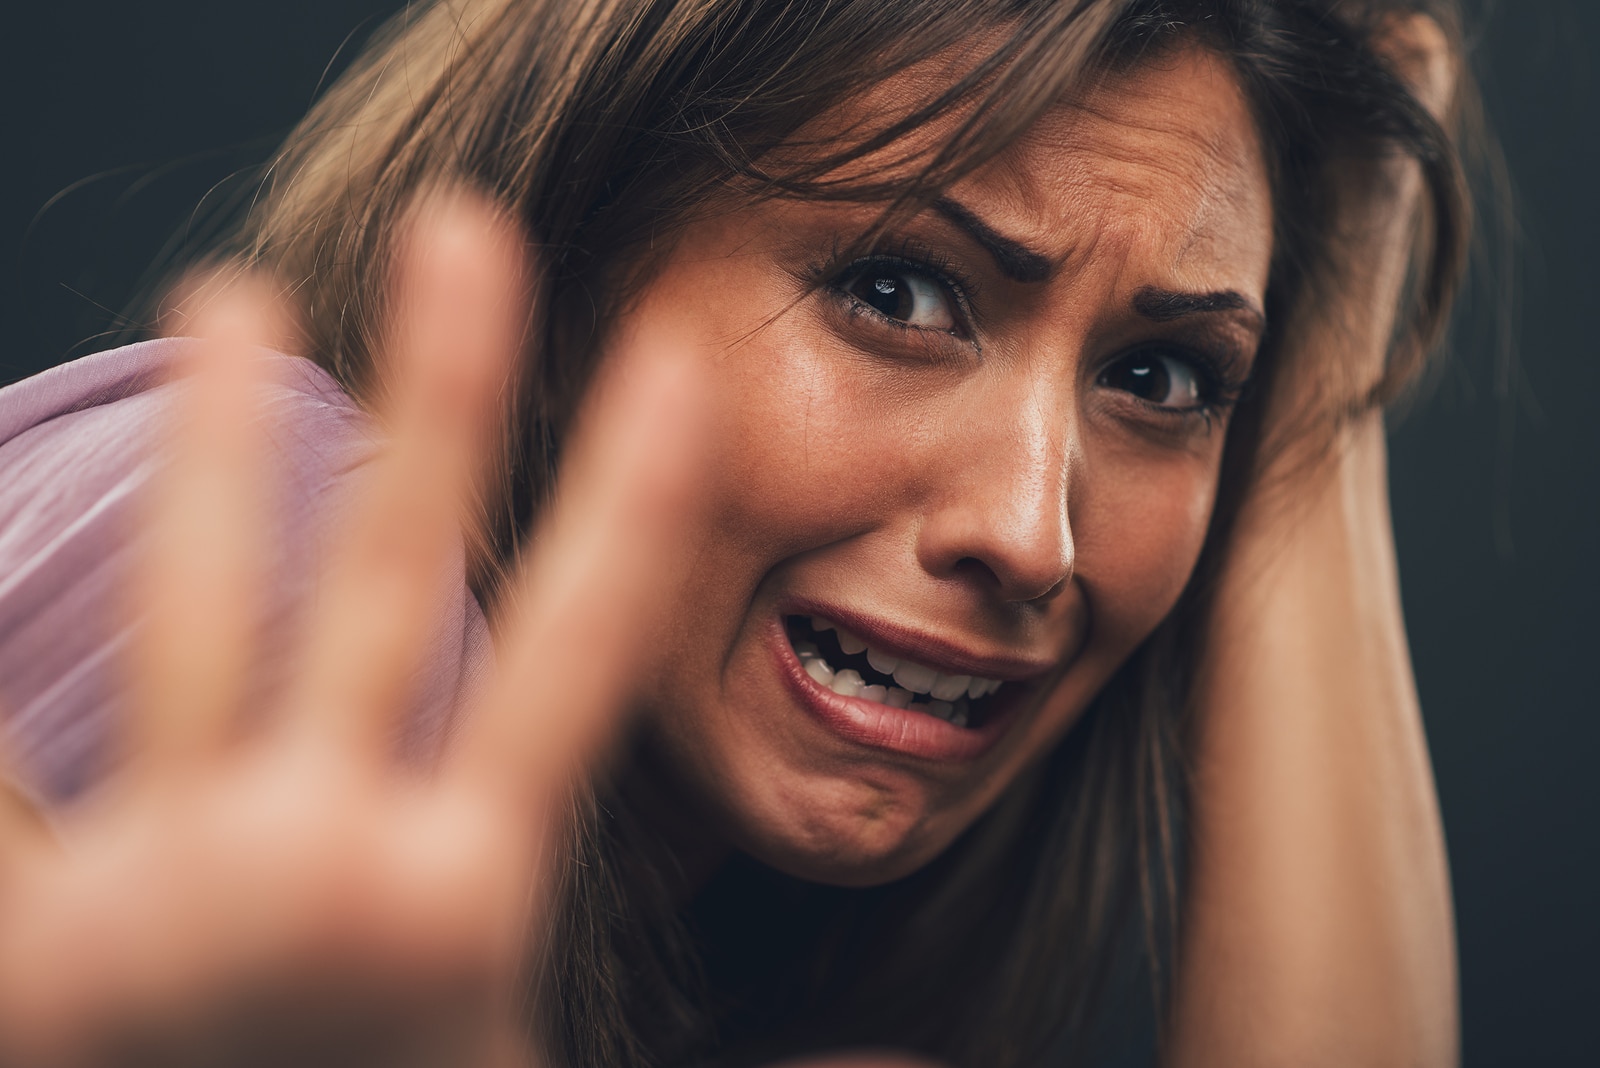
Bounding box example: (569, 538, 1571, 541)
(916, 491, 1075, 604)
(950, 556, 1069, 604)
(951, 556, 999, 587)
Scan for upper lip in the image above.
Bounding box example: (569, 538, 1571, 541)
(780, 596, 1058, 683)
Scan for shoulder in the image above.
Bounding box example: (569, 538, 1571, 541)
(0, 339, 373, 527)
(0, 340, 487, 802)
(0, 336, 361, 440)
(0, 339, 375, 637)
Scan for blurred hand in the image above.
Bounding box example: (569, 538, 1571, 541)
(0, 194, 707, 1067)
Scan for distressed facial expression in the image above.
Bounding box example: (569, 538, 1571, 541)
(611, 45, 1273, 885)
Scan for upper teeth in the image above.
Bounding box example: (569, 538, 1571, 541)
(800, 617, 1005, 718)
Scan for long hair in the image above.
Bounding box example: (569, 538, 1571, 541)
(239, 1, 1476, 1064)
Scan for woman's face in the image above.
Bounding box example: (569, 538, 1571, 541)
(613, 44, 1273, 885)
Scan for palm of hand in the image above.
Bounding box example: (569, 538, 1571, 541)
(0, 197, 703, 1067)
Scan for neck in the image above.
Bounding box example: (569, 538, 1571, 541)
(615, 732, 734, 907)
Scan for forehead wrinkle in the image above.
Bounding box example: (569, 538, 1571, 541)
(1056, 46, 1258, 150)
(1007, 47, 1260, 184)
(958, 141, 1261, 290)
(1067, 57, 1268, 263)
(959, 63, 1268, 291)
(1029, 103, 1262, 222)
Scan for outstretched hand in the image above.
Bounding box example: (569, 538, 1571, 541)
(0, 195, 707, 1066)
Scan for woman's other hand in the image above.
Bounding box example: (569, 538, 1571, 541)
(0, 194, 706, 1066)
(1170, 14, 1461, 1068)
(1257, 9, 1459, 460)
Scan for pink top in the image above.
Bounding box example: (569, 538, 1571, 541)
(0, 339, 490, 803)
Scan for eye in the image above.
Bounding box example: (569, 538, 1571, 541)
(1098, 347, 1210, 410)
(840, 261, 959, 332)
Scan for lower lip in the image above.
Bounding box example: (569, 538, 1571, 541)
(767, 617, 1021, 763)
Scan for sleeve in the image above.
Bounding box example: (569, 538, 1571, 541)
(0, 339, 491, 806)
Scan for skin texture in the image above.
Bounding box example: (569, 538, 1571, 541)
(0, 22, 1458, 1068)
(620, 46, 1273, 885)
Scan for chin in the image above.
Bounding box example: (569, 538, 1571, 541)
(721, 771, 974, 888)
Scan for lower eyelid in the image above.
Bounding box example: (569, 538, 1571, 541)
(1093, 393, 1229, 441)
(1099, 349, 1241, 406)
(834, 285, 961, 339)
(830, 254, 974, 332)
(823, 288, 979, 364)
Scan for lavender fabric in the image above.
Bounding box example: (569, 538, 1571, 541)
(0, 339, 490, 804)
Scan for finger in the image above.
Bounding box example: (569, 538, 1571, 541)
(0, 710, 55, 879)
(0, 772, 53, 861)
(0, 702, 50, 858)
(130, 277, 281, 769)
(285, 192, 523, 760)
(458, 328, 708, 813)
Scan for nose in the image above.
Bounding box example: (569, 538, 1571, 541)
(915, 388, 1076, 605)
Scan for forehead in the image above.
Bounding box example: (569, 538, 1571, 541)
(951, 45, 1273, 295)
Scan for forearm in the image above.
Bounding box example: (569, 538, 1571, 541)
(1168, 419, 1457, 1067)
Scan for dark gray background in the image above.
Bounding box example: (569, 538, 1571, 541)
(3, 2, 1594, 1064)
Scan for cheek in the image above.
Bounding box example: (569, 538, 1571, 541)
(653, 316, 923, 703)
(701, 324, 928, 561)
(1071, 446, 1220, 648)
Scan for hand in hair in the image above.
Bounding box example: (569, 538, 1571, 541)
(1170, 15, 1461, 1068)
(0, 194, 711, 1066)
(1257, 10, 1462, 464)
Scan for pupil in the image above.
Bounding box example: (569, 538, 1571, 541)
(856, 274, 907, 318)
(1117, 357, 1170, 401)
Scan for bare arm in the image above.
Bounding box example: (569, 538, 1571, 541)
(1171, 422, 1457, 1066)
(1168, 17, 1460, 1067)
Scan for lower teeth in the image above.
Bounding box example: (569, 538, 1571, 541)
(792, 619, 986, 727)
(801, 647, 971, 724)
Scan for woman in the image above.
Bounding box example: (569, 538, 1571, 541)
(0, 0, 1468, 1065)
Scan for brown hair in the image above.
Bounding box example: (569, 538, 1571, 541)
(240, 1, 1475, 1064)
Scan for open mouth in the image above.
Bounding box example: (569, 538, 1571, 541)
(784, 615, 1008, 730)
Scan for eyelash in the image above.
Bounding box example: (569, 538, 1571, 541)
(813, 239, 979, 339)
(809, 236, 1250, 423)
(1199, 352, 1249, 411)
(1105, 344, 1249, 424)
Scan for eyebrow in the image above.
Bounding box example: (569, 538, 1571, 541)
(930, 197, 1265, 331)
(1132, 286, 1266, 332)
(933, 197, 1055, 284)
